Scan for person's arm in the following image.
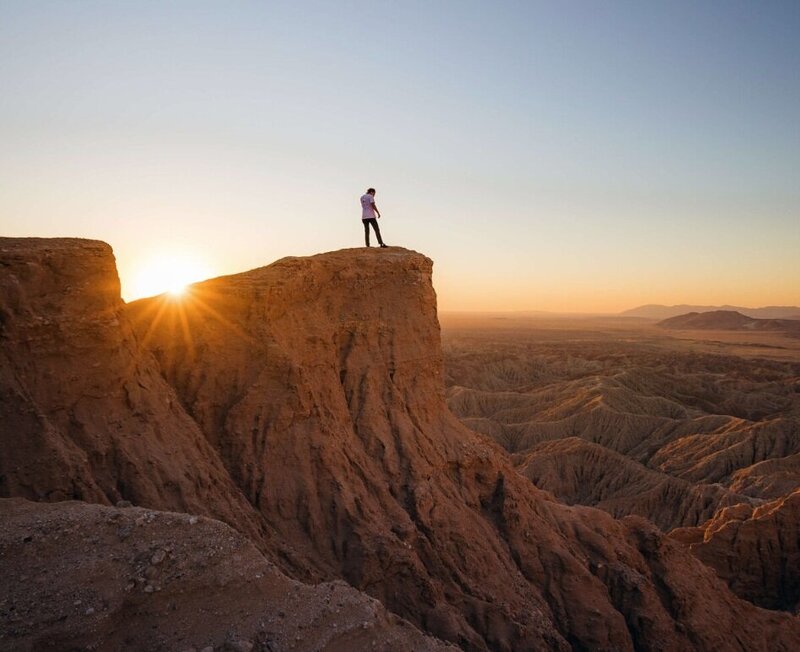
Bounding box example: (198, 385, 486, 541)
(372, 200, 381, 218)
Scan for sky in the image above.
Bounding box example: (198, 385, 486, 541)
(1, 0, 798, 312)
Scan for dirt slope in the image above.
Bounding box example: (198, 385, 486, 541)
(0, 498, 452, 652)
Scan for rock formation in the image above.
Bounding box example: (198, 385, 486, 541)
(0, 238, 266, 543)
(2, 237, 799, 651)
(670, 490, 800, 612)
(517, 437, 749, 531)
(0, 498, 452, 651)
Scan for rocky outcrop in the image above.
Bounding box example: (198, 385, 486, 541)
(670, 490, 800, 611)
(0, 238, 266, 544)
(129, 246, 800, 650)
(3, 238, 799, 650)
(0, 498, 452, 652)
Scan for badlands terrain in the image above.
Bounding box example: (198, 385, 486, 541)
(1, 237, 799, 651)
(442, 312, 800, 612)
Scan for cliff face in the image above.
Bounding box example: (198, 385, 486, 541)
(0, 238, 264, 539)
(129, 249, 457, 581)
(2, 238, 799, 651)
(129, 246, 800, 651)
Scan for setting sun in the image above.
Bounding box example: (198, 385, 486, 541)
(128, 252, 213, 300)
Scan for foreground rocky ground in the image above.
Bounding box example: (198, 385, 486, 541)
(0, 499, 451, 651)
(2, 237, 799, 650)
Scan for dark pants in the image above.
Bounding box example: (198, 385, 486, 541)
(363, 218, 384, 246)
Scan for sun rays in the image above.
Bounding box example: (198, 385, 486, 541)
(127, 280, 257, 380)
(128, 253, 214, 301)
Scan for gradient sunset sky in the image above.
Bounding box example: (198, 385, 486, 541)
(1, 1, 798, 311)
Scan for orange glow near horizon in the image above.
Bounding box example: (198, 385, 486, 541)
(127, 252, 214, 301)
(115, 245, 798, 314)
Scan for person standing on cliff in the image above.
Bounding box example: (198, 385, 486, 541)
(360, 188, 387, 248)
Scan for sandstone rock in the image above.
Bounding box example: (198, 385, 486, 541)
(670, 489, 800, 611)
(0, 498, 453, 652)
(129, 246, 800, 650)
(2, 239, 799, 650)
(0, 238, 265, 545)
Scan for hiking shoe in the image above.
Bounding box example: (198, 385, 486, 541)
(379, 243, 388, 248)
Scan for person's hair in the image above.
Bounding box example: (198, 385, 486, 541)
(367, 188, 376, 194)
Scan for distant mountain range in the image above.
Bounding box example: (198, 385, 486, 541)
(657, 310, 800, 334)
(622, 304, 800, 320)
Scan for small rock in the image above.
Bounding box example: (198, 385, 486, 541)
(85, 607, 95, 616)
(116, 500, 132, 508)
(200, 647, 214, 652)
(73, 600, 82, 606)
(144, 585, 155, 593)
(189, 516, 199, 525)
(151, 549, 166, 565)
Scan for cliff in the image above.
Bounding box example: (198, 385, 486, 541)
(2, 238, 799, 651)
(129, 245, 800, 650)
(0, 238, 264, 541)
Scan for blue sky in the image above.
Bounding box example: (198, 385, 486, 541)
(1, 1, 798, 310)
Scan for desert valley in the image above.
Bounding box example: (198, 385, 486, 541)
(2, 238, 799, 651)
(442, 312, 800, 611)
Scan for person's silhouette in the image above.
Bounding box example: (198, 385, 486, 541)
(360, 188, 387, 248)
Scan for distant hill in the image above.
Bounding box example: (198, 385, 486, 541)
(622, 304, 800, 320)
(657, 310, 800, 333)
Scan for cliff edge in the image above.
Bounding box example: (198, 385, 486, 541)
(2, 239, 799, 651)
